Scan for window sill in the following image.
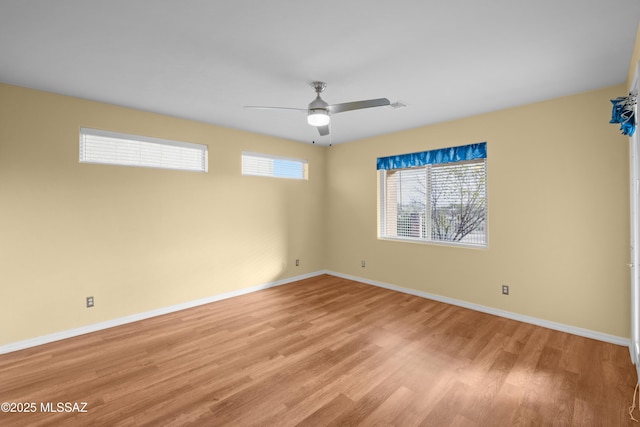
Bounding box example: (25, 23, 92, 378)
(377, 236, 488, 250)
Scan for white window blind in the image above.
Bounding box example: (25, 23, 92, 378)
(380, 159, 487, 247)
(80, 128, 208, 172)
(242, 152, 308, 180)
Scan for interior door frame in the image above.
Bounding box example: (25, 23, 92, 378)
(630, 65, 639, 371)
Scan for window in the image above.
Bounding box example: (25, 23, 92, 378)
(80, 128, 208, 172)
(242, 152, 308, 180)
(378, 142, 487, 247)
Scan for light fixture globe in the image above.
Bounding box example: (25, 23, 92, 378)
(307, 109, 330, 126)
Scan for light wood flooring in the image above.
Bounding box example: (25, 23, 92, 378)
(0, 274, 637, 426)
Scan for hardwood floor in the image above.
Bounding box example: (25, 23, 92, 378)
(0, 274, 637, 426)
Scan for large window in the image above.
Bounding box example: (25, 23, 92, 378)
(242, 152, 308, 180)
(378, 142, 487, 247)
(80, 128, 208, 172)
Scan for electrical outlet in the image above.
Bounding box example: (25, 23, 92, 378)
(295, 259, 299, 267)
(361, 260, 366, 268)
(86, 296, 94, 308)
(502, 285, 509, 295)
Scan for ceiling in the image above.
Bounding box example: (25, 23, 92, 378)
(1, 1, 639, 145)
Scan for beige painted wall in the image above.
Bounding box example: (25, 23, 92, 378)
(325, 85, 630, 338)
(627, 24, 640, 89)
(0, 81, 632, 346)
(0, 83, 327, 345)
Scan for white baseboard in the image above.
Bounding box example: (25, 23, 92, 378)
(0, 271, 325, 355)
(2, 270, 630, 354)
(325, 271, 631, 347)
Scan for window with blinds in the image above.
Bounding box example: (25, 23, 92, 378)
(79, 128, 208, 172)
(379, 148, 487, 247)
(242, 152, 308, 180)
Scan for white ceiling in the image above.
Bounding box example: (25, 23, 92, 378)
(1, 1, 639, 145)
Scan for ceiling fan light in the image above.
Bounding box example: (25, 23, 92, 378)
(307, 109, 330, 126)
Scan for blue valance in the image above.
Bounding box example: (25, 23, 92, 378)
(376, 142, 486, 170)
(610, 94, 636, 136)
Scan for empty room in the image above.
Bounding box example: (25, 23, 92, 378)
(3, 1, 640, 425)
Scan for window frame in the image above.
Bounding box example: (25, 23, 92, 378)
(241, 151, 308, 180)
(79, 128, 208, 172)
(377, 145, 488, 249)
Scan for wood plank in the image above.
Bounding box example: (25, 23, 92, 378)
(0, 274, 636, 426)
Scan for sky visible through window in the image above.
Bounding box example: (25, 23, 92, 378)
(242, 152, 307, 180)
(273, 159, 304, 179)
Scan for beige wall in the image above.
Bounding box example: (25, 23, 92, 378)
(0, 83, 327, 345)
(325, 85, 630, 338)
(0, 81, 632, 346)
(627, 24, 640, 89)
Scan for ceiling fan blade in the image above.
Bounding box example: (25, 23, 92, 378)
(317, 125, 330, 136)
(328, 98, 390, 114)
(243, 106, 306, 112)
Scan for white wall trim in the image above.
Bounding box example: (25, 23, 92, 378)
(325, 271, 630, 347)
(629, 61, 640, 380)
(0, 271, 325, 355)
(2, 270, 630, 354)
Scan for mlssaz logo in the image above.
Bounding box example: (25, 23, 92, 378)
(40, 402, 88, 413)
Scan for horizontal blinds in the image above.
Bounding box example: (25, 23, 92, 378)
(380, 158, 487, 247)
(430, 160, 486, 245)
(242, 152, 307, 180)
(80, 128, 208, 172)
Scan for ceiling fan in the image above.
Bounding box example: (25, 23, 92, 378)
(245, 81, 391, 136)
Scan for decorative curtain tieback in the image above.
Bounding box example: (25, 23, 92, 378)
(610, 93, 637, 136)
